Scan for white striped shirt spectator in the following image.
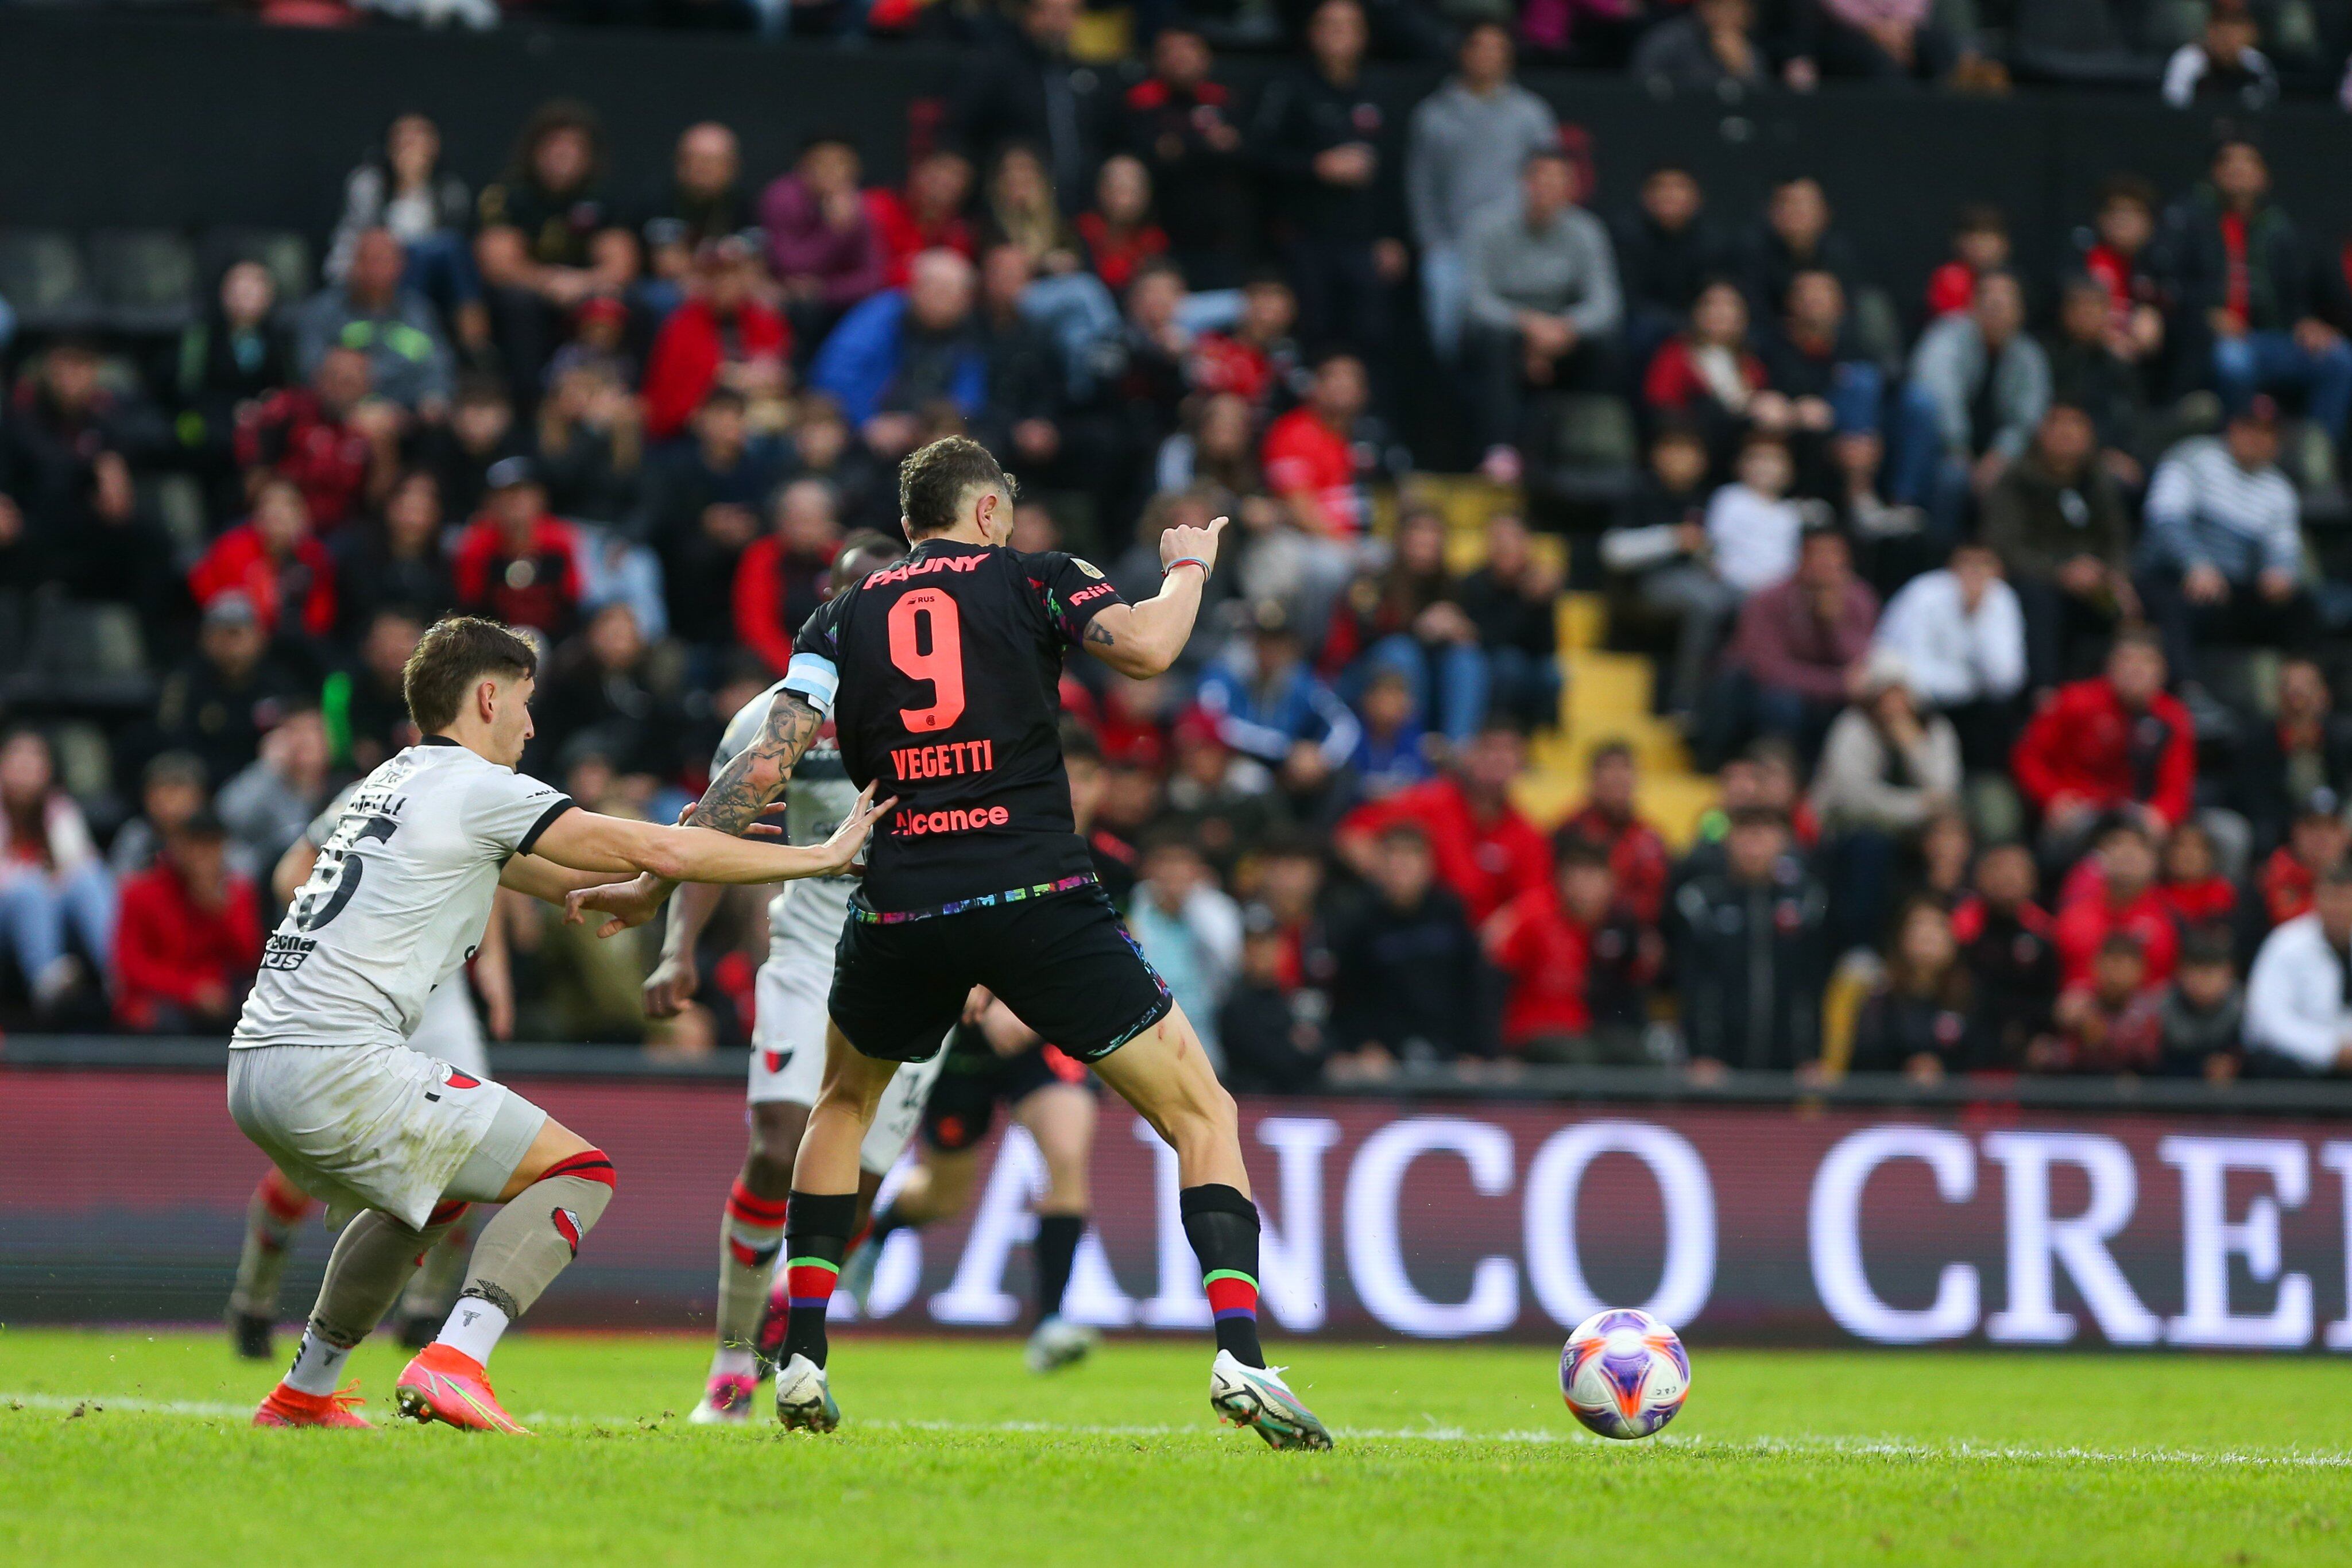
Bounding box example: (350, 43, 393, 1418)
(2140, 435, 2301, 585)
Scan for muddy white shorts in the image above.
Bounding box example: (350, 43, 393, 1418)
(411, 979, 489, 1081)
(747, 953, 946, 1177)
(227, 1041, 546, 1232)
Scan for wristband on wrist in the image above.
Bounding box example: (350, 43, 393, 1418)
(1165, 556, 1210, 575)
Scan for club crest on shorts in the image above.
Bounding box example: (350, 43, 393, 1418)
(552, 1207, 583, 1257)
(442, 1067, 481, 1090)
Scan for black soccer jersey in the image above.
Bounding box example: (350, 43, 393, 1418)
(782, 539, 1126, 913)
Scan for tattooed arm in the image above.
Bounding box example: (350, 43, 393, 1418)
(1082, 514, 1228, 679)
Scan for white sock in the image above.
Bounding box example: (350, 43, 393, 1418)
(434, 1294, 511, 1365)
(710, 1346, 758, 1381)
(283, 1328, 353, 1396)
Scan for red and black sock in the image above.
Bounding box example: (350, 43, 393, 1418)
(780, 1190, 858, 1369)
(1179, 1184, 1264, 1369)
(1032, 1213, 1084, 1323)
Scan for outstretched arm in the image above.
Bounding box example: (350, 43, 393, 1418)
(1082, 514, 1228, 679)
(529, 783, 890, 886)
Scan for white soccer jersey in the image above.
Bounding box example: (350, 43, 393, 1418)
(714, 682, 864, 966)
(232, 739, 573, 1051)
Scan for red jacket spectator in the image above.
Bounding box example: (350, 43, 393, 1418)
(866, 180, 977, 290)
(1554, 802, 1672, 928)
(2011, 675, 2196, 830)
(1924, 260, 1978, 318)
(189, 522, 336, 640)
(1340, 777, 1551, 927)
(233, 387, 375, 529)
(2158, 874, 2237, 929)
(2053, 886, 2179, 989)
(452, 510, 585, 638)
(1191, 331, 1275, 406)
(1075, 211, 1170, 294)
(2260, 845, 2319, 926)
(1484, 882, 1595, 1044)
(112, 854, 261, 1031)
(1641, 335, 1767, 417)
(732, 533, 839, 676)
(642, 296, 791, 442)
(1262, 405, 1365, 540)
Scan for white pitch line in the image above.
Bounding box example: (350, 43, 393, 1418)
(7, 1392, 2352, 1468)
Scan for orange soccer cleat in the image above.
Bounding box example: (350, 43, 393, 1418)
(253, 1380, 374, 1429)
(393, 1343, 532, 1435)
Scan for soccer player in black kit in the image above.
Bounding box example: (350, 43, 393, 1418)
(569, 436, 1329, 1449)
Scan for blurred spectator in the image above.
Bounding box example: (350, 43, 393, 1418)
(1925, 205, 2010, 320)
(1850, 897, 1977, 1080)
(1811, 648, 1960, 836)
(1116, 25, 1254, 289)
(1705, 430, 1810, 597)
(2157, 926, 2243, 1081)
(235, 345, 401, 532)
(1163, 710, 1289, 872)
(110, 811, 260, 1034)
(293, 227, 456, 415)
(1456, 512, 1562, 730)
(325, 112, 481, 340)
(2137, 401, 2315, 682)
(1263, 351, 1376, 542)
(643, 237, 791, 442)
(811, 249, 987, 452)
(733, 477, 842, 675)
(1601, 425, 1733, 717)
(532, 602, 687, 782)
(1343, 668, 1433, 802)
(1801, 0, 1960, 83)
(216, 706, 334, 874)
(190, 475, 338, 642)
(867, 150, 978, 290)
(333, 606, 425, 773)
(416, 374, 524, 526)
(1484, 838, 1654, 1063)
(1128, 834, 1245, 1059)
(2164, 137, 2349, 448)
(109, 752, 214, 881)
(2048, 932, 2163, 1075)
(1554, 741, 1672, 927)
(1741, 177, 1860, 320)
(2156, 817, 2237, 929)
(0, 730, 115, 1016)
(2053, 818, 2179, 989)
(2161, 2, 2277, 110)
(1981, 404, 2135, 693)
(1197, 600, 1361, 797)
(535, 359, 645, 526)
(950, 0, 1108, 209)
(1330, 822, 1489, 1070)
(2232, 659, 2352, 856)
(638, 389, 785, 651)
(1641, 279, 1773, 456)
(2045, 278, 2152, 479)
(152, 593, 305, 785)
(1758, 269, 1886, 506)
(473, 101, 639, 397)
(174, 263, 292, 501)
(639, 122, 754, 303)
(1630, 0, 1770, 92)
(1076, 155, 1170, 295)
(783, 392, 889, 531)
(452, 456, 586, 637)
(1322, 504, 1487, 745)
(1189, 273, 1306, 415)
(1463, 146, 1622, 479)
(1405, 21, 1559, 363)
(7, 340, 170, 534)
(2254, 788, 2349, 928)
(1614, 165, 1724, 366)
(1952, 839, 2059, 1070)
(2244, 858, 2352, 1077)
(1705, 525, 1878, 766)
(2013, 629, 2193, 853)
(1218, 908, 1330, 1093)
(2072, 176, 2167, 373)
(1251, 0, 1407, 364)
(1673, 806, 1828, 1074)
(1336, 723, 1549, 926)
(1870, 539, 2025, 766)
(761, 134, 888, 334)
(335, 470, 457, 636)
(1901, 272, 2049, 536)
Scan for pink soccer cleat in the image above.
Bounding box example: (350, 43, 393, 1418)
(394, 1343, 531, 1435)
(689, 1372, 760, 1425)
(253, 1381, 373, 1429)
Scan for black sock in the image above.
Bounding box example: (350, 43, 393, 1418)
(1179, 1184, 1264, 1369)
(1033, 1213, 1084, 1322)
(781, 1190, 858, 1369)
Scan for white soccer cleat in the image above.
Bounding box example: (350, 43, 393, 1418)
(1209, 1349, 1333, 1451)
(688, 1372, 759, 1425)
(773, 1353, 841, 1433)
(1023, 1314, 1098, 1375)
(835, 1235, 882, 1317)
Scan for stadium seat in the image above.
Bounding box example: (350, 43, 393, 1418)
(85, 229, 199, 335)
(0, 229, 100, 335)
(200, 227, 314, 301)
(1526, 392, 1639, 510)
(2, 594, 156, 712)
(142, 473, 210, 562)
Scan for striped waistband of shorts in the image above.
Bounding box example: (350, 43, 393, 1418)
(852, 870, 1099, 926)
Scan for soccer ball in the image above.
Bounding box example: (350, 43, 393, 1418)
(1560, 1307, 1690, 1439)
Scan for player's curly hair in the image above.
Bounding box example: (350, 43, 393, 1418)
(899, 436, 1015, 539)
(404, 615, 538, 734)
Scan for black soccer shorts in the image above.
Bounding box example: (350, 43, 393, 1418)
(827, 880, 1172, 1067)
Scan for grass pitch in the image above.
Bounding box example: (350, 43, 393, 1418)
(3, 1329, 2349, 1566)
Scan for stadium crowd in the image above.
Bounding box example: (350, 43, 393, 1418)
(8, 0, 2352, 1090)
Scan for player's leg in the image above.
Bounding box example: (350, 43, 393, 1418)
(396, 987, 494, 1348)
(1013, 1076, 1098, 1373)
(843, 1029, 991, 1307)
(227, 1165, 318, 1359)
(692, 1097, 804, 1423)
(255, 1196, 471, 1429)
(396, 1112, 618, 1434)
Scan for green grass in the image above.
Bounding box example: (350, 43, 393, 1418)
(3, 1329, 2349, 1566)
